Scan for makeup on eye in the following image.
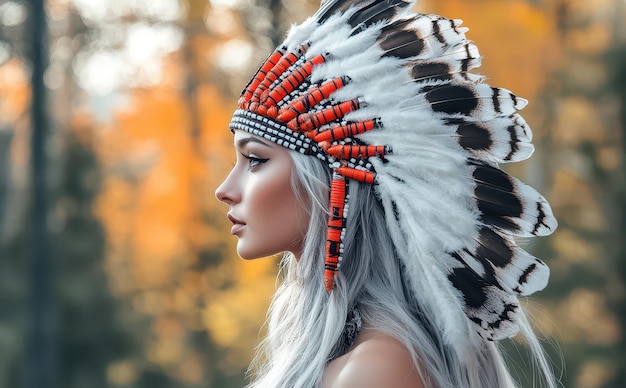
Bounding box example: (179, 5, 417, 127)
(234, 135, 273, 169)
(240, 152, 269, 169)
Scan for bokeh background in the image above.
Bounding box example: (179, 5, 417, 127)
(0, 0, 625, 387)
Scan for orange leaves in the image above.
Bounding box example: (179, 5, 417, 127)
(115, 89, 189, 144)
(94, 74, 277, 378)
(553, 96, 608, 146)
(97, 90, 193, 289)
(196, 83, 236, 153)
(0, 58, 30, 124)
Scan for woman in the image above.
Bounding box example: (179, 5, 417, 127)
(216, 1, 558, 387)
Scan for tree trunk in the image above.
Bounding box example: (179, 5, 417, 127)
(27, 0, 56, 387)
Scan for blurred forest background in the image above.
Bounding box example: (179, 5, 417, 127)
(0, 0, 625, 387)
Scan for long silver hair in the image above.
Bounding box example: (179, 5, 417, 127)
(246, 150, 554, 388)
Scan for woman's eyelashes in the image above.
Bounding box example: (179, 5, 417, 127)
(240, 152, 269, 169)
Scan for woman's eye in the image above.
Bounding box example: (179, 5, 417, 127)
(241, 153, 269, 169)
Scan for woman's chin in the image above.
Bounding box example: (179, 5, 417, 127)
(236, 250, 261, 260)
(236, 245, 279, 260)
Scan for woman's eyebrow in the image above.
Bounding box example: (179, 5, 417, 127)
(236, 136, 274, 149)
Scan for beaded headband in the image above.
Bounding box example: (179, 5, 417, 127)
(229, 0, 557, 343)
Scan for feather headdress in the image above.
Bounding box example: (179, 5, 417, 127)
(229, 0, 557, 343)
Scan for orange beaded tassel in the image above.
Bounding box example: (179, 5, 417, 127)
(324, 173, 349, 291)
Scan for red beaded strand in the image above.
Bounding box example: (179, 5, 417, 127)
(324, 174, 348, 291)
(292, 98, 361, 132)
(277, 76, 350, 123)
(327, 144, 390, 159)
(314, 118, 380, 142)
(239, 47, 285, 107)
(336, 167, 376, 184)
(261, 53, 329, 111)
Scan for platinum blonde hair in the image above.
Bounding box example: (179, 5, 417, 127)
(246, 151, 555, 388)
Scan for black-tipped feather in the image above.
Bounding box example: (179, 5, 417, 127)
(377, 17, 430, 58)
(448, 260, 521, 340)
(448, 264, 491, 309)
(411, 61, 454, 82)
(380, 28, 424, 58)
(472, 164, 524, 232)
(317, 0, 376, 23)
(445, 114, 534, 163)
(474, 228, 515, 269)
(347, 0, 412, 29)
(456, 122, 494, 151)
(425, 84, 479, 115)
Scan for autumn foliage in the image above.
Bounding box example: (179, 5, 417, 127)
(1, 0, 625, 387)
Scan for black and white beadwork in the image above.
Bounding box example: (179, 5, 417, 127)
(230, 0, 557, 344)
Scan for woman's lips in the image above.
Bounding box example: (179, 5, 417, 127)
(228, 213, 246, 235)
(231, 223, 246, 235)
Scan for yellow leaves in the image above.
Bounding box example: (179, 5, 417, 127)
(597, 145, 622, 170)
(532, 288, 620, 354)
(148, 335, 185, 366)
(576, 360, 615, 388)
(554, 97, 606, 146)
(204, 257, 276, 369)
(551, 229, 596, 267)
(147, 317, 208, 383)
(563, 0, 616, 24)
(133, 290, 173, 316)
(150, 316, 186, 361)
(549, 168, 605, 230)
(532, 290, 620, 388)
(204, 302, 241, 348)
(556, 289, 621, 346)
(567, 23, 612, 55)
(107, 359, 139, 385)
(174, 354, 205, 383)
(565, 58, 609, 92)
(237, 255, 278, 285)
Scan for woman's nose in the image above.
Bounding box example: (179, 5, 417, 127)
(215, 170, 240, 205)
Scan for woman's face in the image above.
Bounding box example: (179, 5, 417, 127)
(215, 131, 308, 259)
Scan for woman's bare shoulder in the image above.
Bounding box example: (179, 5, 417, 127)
(322, 329, 425, 388)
